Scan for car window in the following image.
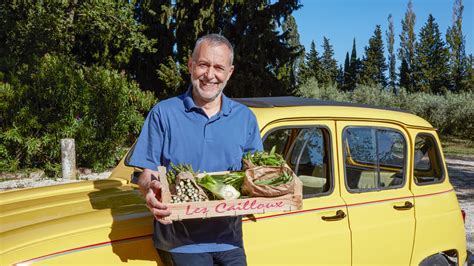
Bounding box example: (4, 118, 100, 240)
(343, 127, 406, 191)
(414, 134, 444, 184)
(264, 127, 332, 198)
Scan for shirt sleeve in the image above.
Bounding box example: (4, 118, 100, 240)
(244, 111, 263, 153)
(127, 107, 164, 170)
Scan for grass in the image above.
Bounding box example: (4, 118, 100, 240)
(440, 136, 474, 159)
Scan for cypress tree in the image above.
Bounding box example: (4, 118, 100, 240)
(347, 39, 361, 91)
(342, 52, 350, 91)
(414, 14, 450, 93)
(224, 0, 301, 97)
(446, 0, 469, 91)
(299, 41, 322, 84)
(336, 65, 344, 89)
(320, 37, 338, 85)
(398, 0, 416, 92)
(361, 25, 387, 87)
(130, 0, 176, 97)
(386, 14, 397, 92)
(281, 14, 305, 90)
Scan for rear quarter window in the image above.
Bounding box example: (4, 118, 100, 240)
(414, 134, 445, 185)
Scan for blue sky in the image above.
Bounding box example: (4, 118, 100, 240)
(293, 0, 474, 66)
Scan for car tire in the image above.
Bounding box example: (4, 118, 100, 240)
(419, 253, 451, 266)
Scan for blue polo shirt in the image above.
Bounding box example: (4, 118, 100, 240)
(128, 88, 263, 252)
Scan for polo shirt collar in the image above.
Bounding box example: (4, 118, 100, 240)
(183, 86, 232, 116)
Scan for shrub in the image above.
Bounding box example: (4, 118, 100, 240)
(0, 54, 156, 176)
(296, 78, 350, 102)
(296, 81, 474, 141)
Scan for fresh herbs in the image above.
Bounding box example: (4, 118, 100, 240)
(243, 146, 285, 167)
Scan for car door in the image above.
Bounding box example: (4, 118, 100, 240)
(408, 130, 467, 264)
(244, 120, 351, 265)
(337, 121, 415, 265)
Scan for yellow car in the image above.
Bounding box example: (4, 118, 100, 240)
(1, 97, 467, 265)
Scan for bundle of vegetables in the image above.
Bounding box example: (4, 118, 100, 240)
(254, 171, 293, 186)
(166, 164, 209, 203)
(197, 174, 241, 200)
(212, 171, 246, 192)
(242, 165, 297, 197)
(170, 178, 209, 203)
(166, 163, 195, 185)
(243, 146, 286, 169)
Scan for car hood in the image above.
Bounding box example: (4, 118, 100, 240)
(0, 174, 152, 257)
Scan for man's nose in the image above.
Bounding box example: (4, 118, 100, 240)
(205, 67, 215, 79)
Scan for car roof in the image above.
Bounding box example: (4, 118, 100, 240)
(233, 96, 406, 112)
(233, 96, 433, 129)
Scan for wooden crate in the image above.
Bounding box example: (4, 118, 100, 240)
(157, 166, 303, 221)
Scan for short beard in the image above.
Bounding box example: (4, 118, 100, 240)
(191, 79, 227, 103)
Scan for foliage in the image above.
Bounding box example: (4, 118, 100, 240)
(346, 39, 362, 91)
(320, 37, 338, 85)
(361, 25, 387, 87)
(0, 1, 156, 175)
(398, 0, 417, 92)
(133, 0, 302, 98)
(414, 15, 450, 94)
(386, 14, 396, 92)
(297, 81, 473, 141)
(298, 41, 322, 85)
(446, 0, 470, 92)
(0, 1, 154, 71)
(280, 14, 305, 91)
(0, 54, 156, 175)
(296, 77, 349, 102)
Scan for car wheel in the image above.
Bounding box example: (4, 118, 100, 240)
(419, 253, 452, 266)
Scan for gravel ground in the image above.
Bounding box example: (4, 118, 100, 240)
(445, 158, 474, 257)
(1, 158, 473, 262)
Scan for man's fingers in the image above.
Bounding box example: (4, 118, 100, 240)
(145, 191, 167, 209)
(148, 203, 172, 224)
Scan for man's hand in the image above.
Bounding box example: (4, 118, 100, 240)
(138, 169, 172, 224)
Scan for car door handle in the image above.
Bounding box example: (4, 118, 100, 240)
(321, 210, 346, 221)
(393, 201, 414, 210)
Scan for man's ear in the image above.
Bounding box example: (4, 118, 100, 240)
(227, 65, 235, 80)
(188, 57, 193, 72)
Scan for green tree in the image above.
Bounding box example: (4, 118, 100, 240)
(446, 0, 469, 91)
(135, 0, 301, 97)
(225, 0, 302, 97)
(336, 64, 344, 89)
(386, 14, 397, 92)
(469, 55, 474, 91)
(398, 0, 416, 92)
(0, 55, 155, 174)
(0, 1, 153, 71)
(361, 25, 387, 87)
(320, 37, 338, 85)
(130, 0, 176, 98)
(341, 52, 351, 91)
(414, 14, 450, 93)
(299, 41, 322, 85)
(280, 14, 305, 90)
(0, 1, 156, 173)
(347, 39, 361, 91)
